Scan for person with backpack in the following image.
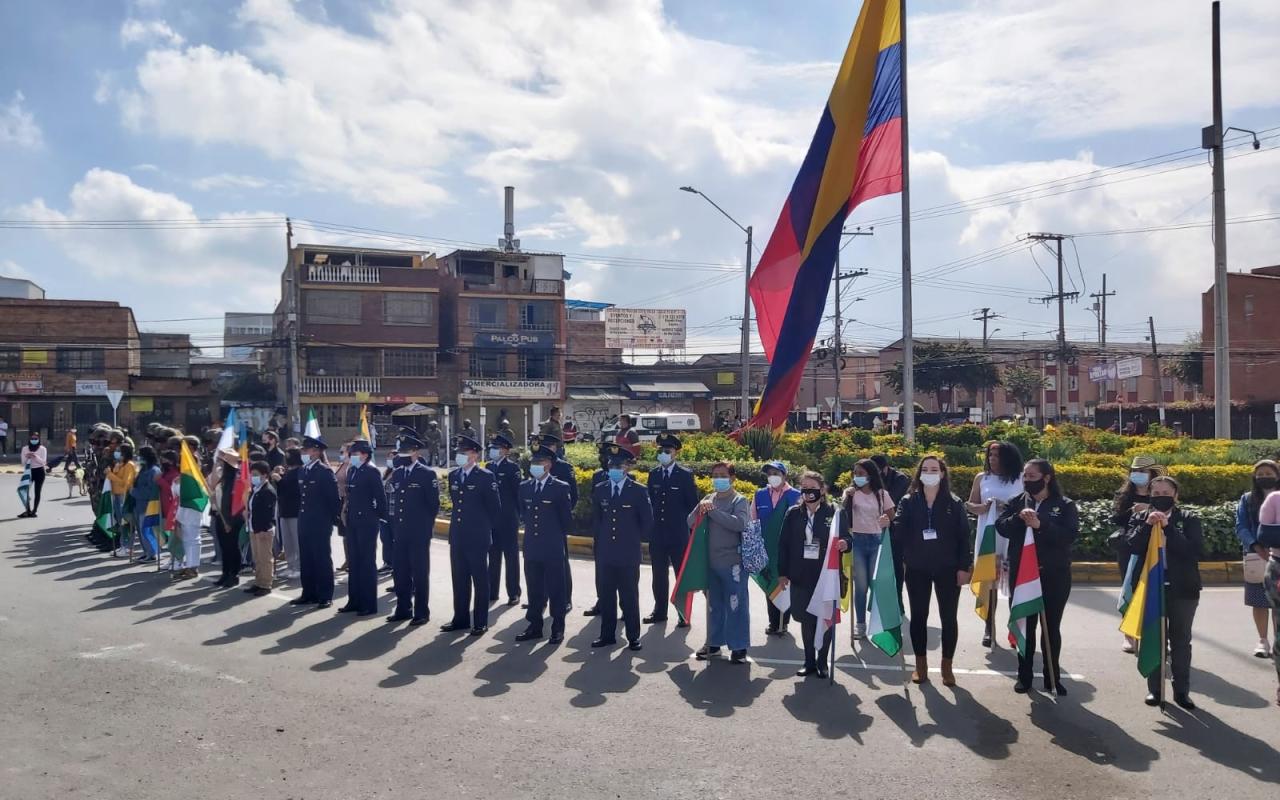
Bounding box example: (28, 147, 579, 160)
(690, 461, 752, 665)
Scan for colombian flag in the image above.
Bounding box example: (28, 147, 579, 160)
(748, 0, 902, 430)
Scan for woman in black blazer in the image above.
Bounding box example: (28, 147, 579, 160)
(891, 455, 972, 687)
(777, 471, 852, 679)
(996, 458, 1078, 696)
(245, 460, 279, 597)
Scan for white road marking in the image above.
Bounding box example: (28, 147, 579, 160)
(739, 654, 1086, 680)
(78, 643, 147, 659)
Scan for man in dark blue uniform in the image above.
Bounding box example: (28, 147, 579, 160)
(291, 436, 341, 610)
(539, 433, 578, 613)
(485, 432, 522, 606)
(645, 433, 699, 626)
(339, 439, 387, 617)
(385, 430, 439, 625)
(443, 432, 500, 635)
(581, 442, 613, 618)
(515, 444, 574, 644)
(590, 446, 652, 651)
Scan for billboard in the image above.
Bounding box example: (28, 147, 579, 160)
(1089, 357, 1143, 382)
(461, 380, 561, 399)
(473, 331, 554, 350)
(604, 308, 686, 349)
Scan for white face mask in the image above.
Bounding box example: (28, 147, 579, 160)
(301, 453, 313, 466)
(767, 475, 783, 488)
(920, 473, 942, 488)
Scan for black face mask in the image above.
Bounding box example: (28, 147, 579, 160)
(393, 455, 412, 468)
(1150, 496, 1176, 512)
(1023, 479, 1046, 496)
(1256, 476, 1279, 491)
(802, 488, 822, 503)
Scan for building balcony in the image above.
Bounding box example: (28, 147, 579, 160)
(460, 276, 563, 296)
(306, 264, 380, 284)
(299, 375, 382, 395)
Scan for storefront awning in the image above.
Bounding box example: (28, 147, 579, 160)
(391, 402, 433, 416)
(567, 388, 629, 401)
(626, 381, 710, 395)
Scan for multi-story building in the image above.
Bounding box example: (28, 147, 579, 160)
(275, 243, 444, 444)
(223, 312, 274, 361)
(1201, 264, 1280, 403)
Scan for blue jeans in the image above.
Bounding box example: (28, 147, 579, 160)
(850, 533, 881, 625)
(707, 562, 751, 651)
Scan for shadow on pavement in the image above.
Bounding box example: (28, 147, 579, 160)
(1028, 681, 1158, 771)
(668, 660, 771, 718)
(780, 674, 873, 741)
(1188, 667, 1272, 709)
(474, 622, 560, 697)
(876, 684, 1017, 758)
(378, 627, 488, 688)
(1155, 707, 1280, 783)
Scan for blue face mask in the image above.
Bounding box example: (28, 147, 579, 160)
(488, 447, 501, 461)
(657, 452, 673, 466)
(456, 453, 470, 468)
(113, 450, 122, 462)
(530, 464, 546, 479)
(250, 475, 263, 488)
(712, 477, 732, 492)
(853, 475, 869, 488)
(608, 468, 625, 483)
(1129, 471, 1150, 487)
(301, 453, 313, 466)
(349, 454, 363, 468)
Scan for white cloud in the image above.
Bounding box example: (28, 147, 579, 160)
(120, 18, 185, 47)
(0, 259, 34, 281)
(191, 173, 274, 191)
(566, 279, 595, 300)
(0, 92, 42, 148)
(554, 197, 628, 248)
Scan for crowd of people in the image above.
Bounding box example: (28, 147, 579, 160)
(27, 418, 1280, 709)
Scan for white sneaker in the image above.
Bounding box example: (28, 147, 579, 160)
(113, 547, 129, 557)
(1254, 639, 1272, 658)
(1122, 635, 1135, 654)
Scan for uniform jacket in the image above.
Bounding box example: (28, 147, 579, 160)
(276, 467, 301, 519)
(345, 461, 388, 532)
(892, 490, 973, 574)
(647, 462, 699, 544)
(591, 477, 653, 567)
(449, 464, 501, 553)
(487, 457, 523, 524)
(996, 492, 1078, 579)
(550, 458, 579, 509)
(389, 461, 440, 535)
(248, 483, 278, 534)
(298, 460, 342, 534)
(520, 476, 574, 561)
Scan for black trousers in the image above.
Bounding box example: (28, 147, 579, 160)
(1016, 569, 1071, 686)
(26, 467, 45, 512)
(905, 567, 962, 659)
(524, 556, 567, 635)
(565, 551, 575, 607)
(649, 532, 686, 618)
(793, 585, 832, 668)
(379, 520, 394, 569)
(1150, 593, 1198, 697)
(298, 526, 334, 603)
(392, 530, 430, 621)
(487, 517, 521, 601)
(449, 545, 489, 628)
(597, 563, 640, 643)
(345, 523, 379, 614)
(214, 516, 242, 581)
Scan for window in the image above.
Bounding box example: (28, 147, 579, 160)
(319, 404, 360, 428)
(469, 351, 505, 378)
(459, 259, 496, 284)
(304, 290, 362, 325)
(519, 353, 555, 380)
(520, 301, 555, 331)
(1161, 376, 1174, 392)
(1125, 377, 1138, 392)
(383, 292, 434, 326)
(306, 348, 378, 376)
(383, 348, 437, 377)
(1068, 375, 1079, 392)
(0, 349, 19, 371)
(468, 300, 505, 330)
(56, 348, 105, 373)
(1244, 293, 1255, 320)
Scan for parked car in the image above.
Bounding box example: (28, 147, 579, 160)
(598, 412, 702, 442)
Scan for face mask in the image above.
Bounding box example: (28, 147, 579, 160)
(657, 452, 673, 466)
(712, 477, 732, 492)
(394, 455, 412, 468)
(113, 451, 122, 462)
(919, 473, 941, 488)
(455, 453, 470, 468)
(488, 448, 501, 461)
(1150, 495, 1176, 512)
(29, 439, 38, 446)
(250, 475, 263, 488)
(339, 453, 348, 463)
(1129, 472, 1150, 487)
(608, 468, 625, 483)
(349, 454, 363, 468)
(802, 488, 822, 503)
(853, 476, 869, 488)
(530, 464, 546, 479)
(1255, 476, 1278, 491)
(1023, 479, 1046, 496)
(767, 474, 783, 488)
(301, 453, 313, 466)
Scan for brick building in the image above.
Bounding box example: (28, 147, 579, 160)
(1201, 264, 1280, 403)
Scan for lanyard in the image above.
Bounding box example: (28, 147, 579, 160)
(805, 511, 816, 544)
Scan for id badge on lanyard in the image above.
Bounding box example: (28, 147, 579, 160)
(922, 504, 937, 541)
(804, 514, 820, 559)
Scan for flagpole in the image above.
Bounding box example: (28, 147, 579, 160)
(1038, 610, 1057, 700)
(830, 610, 837, 686)
(899, 0, 915, 444)
(1158, 526, 1168, 710)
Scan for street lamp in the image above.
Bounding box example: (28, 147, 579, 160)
(680, 186, 753, 421)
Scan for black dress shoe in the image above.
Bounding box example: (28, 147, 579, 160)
(488, 596, 500, 604)
(590, 637, 616, 648)
(1173, 693, 1196, 710)
(507, 596, 520, 607)
(251, 586, 271, 597)
(1144, 692, 1161, 706)
(627, 640, 642, 651)
(520, 603, 530, 610)
(440, 621, 468, 632)
(1014, 682, 1029, 694)
(981, 633, 993, 648)
(796, 665, 818, 677)
(815, 666, 829, 680)
(764, 624, 778, 636)
(730, 650, 748, 664)
(643, 613, 667, 624)
(548, 631, 564, 644)
(386, 614, 412, 623)
(357, 610, 378, 618)
(384, 586, 396, 593)
(337, 605, 356, 613)
(409, 617, 428, 626)
(583, 606, 600, 618)
(676, 618, 690, 629)
(514, 629, 543, 642)
(469, 626, 488, 636)
(1054, 683, 1068, 697)
(695, 646, 721, 661)
(316, 601, 332, 609)
(243, 585, 260, 594)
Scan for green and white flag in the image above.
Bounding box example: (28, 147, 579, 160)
(866, 528, 902, 658)
(304, 407, 321, 440)
(17, 464, 31, 509)
(94, 477, 116, 540)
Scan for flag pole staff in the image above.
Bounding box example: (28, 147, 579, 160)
(899, 0, 915, 444)
(1039, 609, 1057, 700)
(1158, 524, 1168, 710)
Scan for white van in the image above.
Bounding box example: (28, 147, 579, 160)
(600, 412, 701, 442)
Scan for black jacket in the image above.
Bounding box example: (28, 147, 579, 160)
(247, 484, 277, 534)
(882, 468, 911, 506)
(777, 502, 852, 591)
(891, 490, 972, 574)
(996, 492, 1078, 579)
(276, 467, 301, 518)
(1125, 506, 1203, 598)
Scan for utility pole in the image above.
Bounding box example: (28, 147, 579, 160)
(974, 307, 1001, 422)
(1089, 274, 1116, 348)
(1029, 233, 1078, 422)
(285, 217, 301, 435)
(834, 227, 872, 423)
(1206, 0, 1231, 438)
(1148, 315, 1161, 411)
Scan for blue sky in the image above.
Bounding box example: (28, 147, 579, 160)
(1, 0, 1277, 357)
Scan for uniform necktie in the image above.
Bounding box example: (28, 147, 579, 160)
(613, 484, 620, 499)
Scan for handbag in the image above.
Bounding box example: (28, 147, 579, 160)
(1256, 523, 1280, 550)
(1244, 551, 1267, 583)
(740, 517, 768, 575)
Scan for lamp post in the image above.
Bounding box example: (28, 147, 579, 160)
(680, 186, 753, 421)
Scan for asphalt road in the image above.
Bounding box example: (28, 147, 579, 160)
(2, 474, 1278, 800)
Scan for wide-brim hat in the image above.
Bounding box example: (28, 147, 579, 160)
(1129, 455, 1164, 472)
(217, 447, 241, 466)
(301, 435, 327, 450)
(454, 432, 483, 452)
(655, 433, 682, 450)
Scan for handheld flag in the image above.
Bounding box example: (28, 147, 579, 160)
(1120, 522, 1166, 677)
(746, 0, 902, 430)
(305, 407, 321, 440)
(140, 498, 162, 555)
(806, 508, 845, 643)
(970, 505, 1000, 621)
(1007, 526, 1045, 656)
(217, 408, 238, 453)
(749, 502, 790, 605)
(178, 441, 210, 512)
(866, 528, 902, 657)
(671, 511, 712, 621)
(358, 405, 372, 443)
(230, 440, 251, 518)
(95, 478, 116, 540)
(17, 464, 31, 509)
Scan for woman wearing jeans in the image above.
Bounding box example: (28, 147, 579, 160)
(692, 462, 752, 664)
(842, 458, 894, 644)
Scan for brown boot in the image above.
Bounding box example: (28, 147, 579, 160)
(911, 655, 929, 684)
(941, 658, 956, 687)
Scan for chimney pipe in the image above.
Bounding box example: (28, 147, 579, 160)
(503, 186, 515, 250)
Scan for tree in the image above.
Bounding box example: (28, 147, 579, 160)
(883, 341, 1001, 412)
(1003, 365, 1047, 414)
(1164, 333, 1205, 396)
